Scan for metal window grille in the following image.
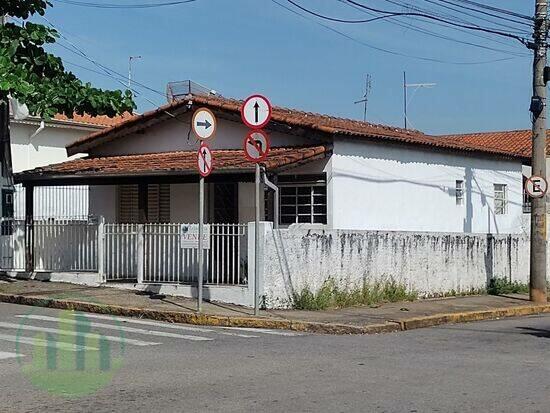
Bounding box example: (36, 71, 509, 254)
(279, 177, 327, 225)
(2, 188, 14, 218)
(494, 184, 508, 215)
(455, 180, 464, 206)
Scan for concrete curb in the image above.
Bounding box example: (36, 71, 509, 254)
(0, 293, 399, 335)
(1, 293, 549, 335)
(398, 303, 550, 331)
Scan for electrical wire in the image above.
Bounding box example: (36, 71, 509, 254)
(272, 0, 520, 65)
(453, 0, 533, 22)
(340, 0, 529, 45)
(285, 0, 397, 24)
(338, 0, 528, 54)
(53, 0, 198, 9)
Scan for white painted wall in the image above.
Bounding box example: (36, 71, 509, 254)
(89, 115, 319, 156)
(11, 120, 96, 173)
(331, 139, 525, 234)
(89, 185, 117, 222)
(261, 224, 530, 309)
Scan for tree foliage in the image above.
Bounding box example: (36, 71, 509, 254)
(0, 0, 135, 118)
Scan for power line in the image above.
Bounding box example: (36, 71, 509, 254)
(338, 0, 528, 54)
(340, 0, 529, 44)
(271, 0, 522, 65)
(53, 0, 198, 9)
(285, 0, 397, 24)
(453, 0, 533, 22)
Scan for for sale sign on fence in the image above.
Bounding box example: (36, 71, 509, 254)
(180, 224, 211, 249)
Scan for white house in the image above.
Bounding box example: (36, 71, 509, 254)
(3, 112, 130, 219)
(16, 94, 527, 234)
(6, 94, 536, 306)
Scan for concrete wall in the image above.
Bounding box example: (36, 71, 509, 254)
(11, 120, 95, 173)
(260, 223, 530, 308)
(331, 139, 525, 234)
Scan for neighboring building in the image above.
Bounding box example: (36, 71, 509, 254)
(6, 113, 131, 219)
(15, 95, 529, 234)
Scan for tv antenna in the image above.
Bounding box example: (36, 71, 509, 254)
(403, 71, 436, 129)
(354, 74, 372, 122)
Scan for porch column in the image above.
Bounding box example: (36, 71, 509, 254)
(138, 183, 148, 223)
(24, 184, 34, 273)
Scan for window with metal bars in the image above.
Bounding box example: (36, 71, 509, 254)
(278, 175, 327, 225)
(455, 180, 464, 206)
(494, 184, 508, 215)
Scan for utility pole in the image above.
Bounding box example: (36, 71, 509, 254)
(354, 74, 372, 121)
(0, 14, 14, 192)
(529, 0, 548, 303)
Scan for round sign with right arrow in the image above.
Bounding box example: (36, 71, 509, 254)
(192, 107, 217, 140)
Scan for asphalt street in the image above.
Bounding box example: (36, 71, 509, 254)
(0, 302, 549, 413)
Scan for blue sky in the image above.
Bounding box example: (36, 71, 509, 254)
(38, 0, 532, 135)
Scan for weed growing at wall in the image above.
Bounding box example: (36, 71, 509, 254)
(292, 278, 418, 310)
(487, 278, 529, 295)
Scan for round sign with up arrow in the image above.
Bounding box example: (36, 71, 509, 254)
(197, 143, 213, 177)
(241, 94, 272, 129)
(192, 107, 217, 140)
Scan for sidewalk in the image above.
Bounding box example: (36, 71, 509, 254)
(1, 278, 549, 334)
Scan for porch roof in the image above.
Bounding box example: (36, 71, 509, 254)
(15, 145, 329, 184)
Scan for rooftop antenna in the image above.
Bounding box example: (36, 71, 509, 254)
(354, 74, 372, 122)
(128, 55, 142, 93)
(403, 71, 436, 129)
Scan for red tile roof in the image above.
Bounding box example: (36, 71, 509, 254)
(440, 130, 549, 158)
(65, 95, 530, 161)
(53, 112, 135, 127)
(16, 145, 329, 181)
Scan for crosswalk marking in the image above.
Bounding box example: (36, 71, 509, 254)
(79, 313, 260, 338)
(0, 351, 22, 360)
(15, 315, 213, 342)
(0, 322, 161, 347)
(0, 333, 98, 352)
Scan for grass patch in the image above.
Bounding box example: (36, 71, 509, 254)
(487, 277, 529, 295)
(292, 279, 417, 310)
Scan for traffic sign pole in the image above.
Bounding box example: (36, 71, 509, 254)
(254, 162, 260, 316)
(198, 175, 204, 313)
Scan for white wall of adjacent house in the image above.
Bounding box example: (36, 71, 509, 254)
(331, 139, 525, 234)
(9, 119, 100, 219)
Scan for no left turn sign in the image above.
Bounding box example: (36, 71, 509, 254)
(197, 143, 213, 177)
(241, 94, 272, 129)
(192, 107, 217, 140)
(526, 175, 548, 198)
(243, 130, 270, 163)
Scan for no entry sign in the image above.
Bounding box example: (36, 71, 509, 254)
(197, 143, 213, 177)
(192, 107, 217, 140)
(243, 130, 270, 163)
(241, 94, 272, 129)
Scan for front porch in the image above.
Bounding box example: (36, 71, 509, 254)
(1, 145, 330, 307)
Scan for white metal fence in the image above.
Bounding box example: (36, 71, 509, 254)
(103, 223, 248, 285)
(14, 185, 90, 220)
(0, 219, 248, 286)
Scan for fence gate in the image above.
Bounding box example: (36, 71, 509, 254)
(103, 223, 248, 285)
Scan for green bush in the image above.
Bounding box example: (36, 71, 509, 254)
(292, 278, 417, 310)
(487, 277, 529, 295)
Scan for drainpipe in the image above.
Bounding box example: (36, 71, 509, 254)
(261, 168, 279, 229)
(30, 120, 45, 140)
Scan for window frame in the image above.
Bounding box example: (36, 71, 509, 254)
(455, 180, 464, 206)
(278, 174, 327, 226)
(494, 183, 508, 215)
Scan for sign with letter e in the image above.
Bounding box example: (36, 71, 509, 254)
(180, 224, 211, 249)
(526, 175, 548, 198)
